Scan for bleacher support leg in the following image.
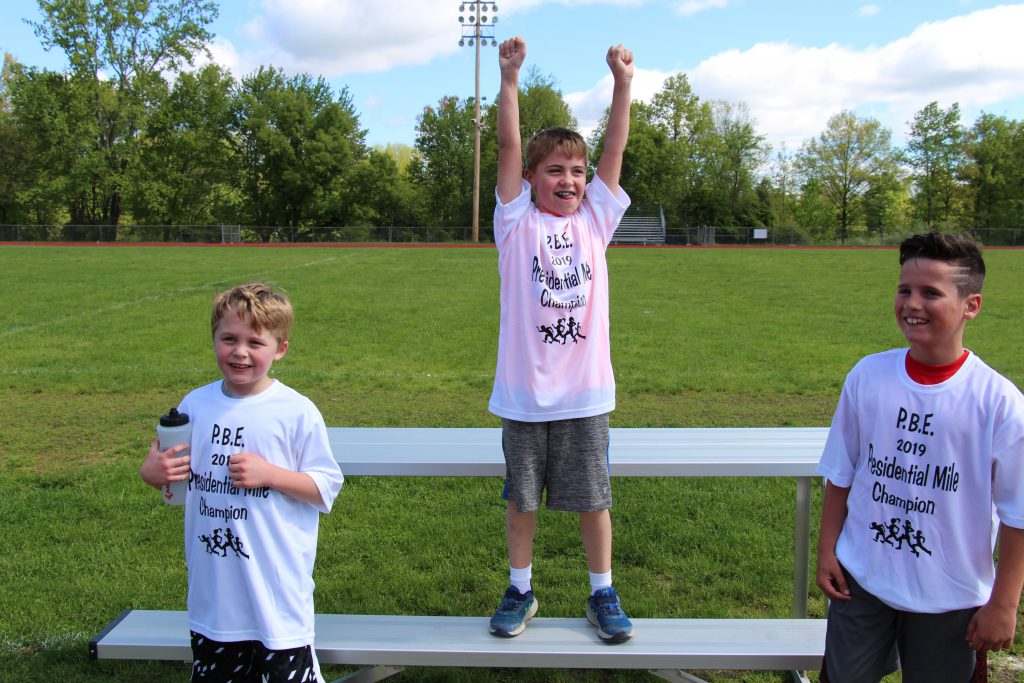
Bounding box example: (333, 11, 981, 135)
(791, 475, 814, 683)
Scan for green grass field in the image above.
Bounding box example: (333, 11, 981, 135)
(2, 244, 1023, 682)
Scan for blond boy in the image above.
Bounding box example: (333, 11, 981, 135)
(141, 282, 343, 682)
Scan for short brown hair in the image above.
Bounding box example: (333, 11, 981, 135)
(898, 232, 985, 297)
(524, 127, 588, 172)
(211, 282, 293, 345)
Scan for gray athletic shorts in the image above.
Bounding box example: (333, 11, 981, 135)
(822, 567, 977, 683)
(501, 413, 611, 513)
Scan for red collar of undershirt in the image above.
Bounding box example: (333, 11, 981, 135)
(905, 349, 970, 385)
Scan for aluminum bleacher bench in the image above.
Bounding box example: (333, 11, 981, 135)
(91, 427, 828, 683)
(612, 215, 666, 244)
(91, 610, 825, 683)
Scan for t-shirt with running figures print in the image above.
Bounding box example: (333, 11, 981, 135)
(179, 379, 344, 650)
(489, 175, 630, 422)
(816, 348, 1024, 613)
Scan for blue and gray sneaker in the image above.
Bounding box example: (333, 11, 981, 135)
(586, 587, 634, 643)
(489, 586, 538, 637)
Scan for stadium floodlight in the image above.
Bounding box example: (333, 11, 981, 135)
(457, 1, 499, 243)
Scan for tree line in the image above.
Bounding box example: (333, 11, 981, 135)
(1, 0, 1022, 244)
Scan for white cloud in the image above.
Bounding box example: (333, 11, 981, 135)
(858, 4, 881, 17)
(509, 0, 645, 9)
(202, 36, 243, 74)
(192, 1, 1024, 149)
(206, 0, 461, 77)
(565, 67, 672, 138)
(267, 1, 455, 72)
(206, 0, 647, 78)
(566, 4, 1024, 150)
(672, 0, 730, 17)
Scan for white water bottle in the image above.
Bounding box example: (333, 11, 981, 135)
(157, 408, 191, 506)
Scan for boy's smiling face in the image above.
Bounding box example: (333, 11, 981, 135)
(214, 312, 288, 397)
(524, 150, 588, 216)
(895, 257, 981, 366)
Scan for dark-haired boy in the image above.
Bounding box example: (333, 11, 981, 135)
(816, 233, 1024, 682)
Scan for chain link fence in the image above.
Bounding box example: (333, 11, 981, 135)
(0, 224, 498, 244)
(3, 223, 1022, 247)
(667, 226, 1024, 247)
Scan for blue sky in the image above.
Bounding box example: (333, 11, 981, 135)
(4, 0, 1024, 155)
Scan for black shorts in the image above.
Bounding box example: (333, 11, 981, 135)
(822, 568, 977, 683)
(190, 630, 321, 683)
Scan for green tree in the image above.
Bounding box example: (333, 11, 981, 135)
(612, 101, 675, 211)
(30, 0, 216, 82)
(705, 100, 768, 226)
(752, 177, 776, 232)
(0, 53, 32, 225)
(792, 176, 838, 241)
(649, 73, 704, 143)
(233, 66, 366, 239)
(648, 73, 714, 228)
(767, 144, 797, 230)
(590, 73, 713, 231)
(592, 74, 770, 234)
(0, 52, 14, 110)
(862, 169, 909, 241)
(905, 101, 965, 228)
(378, 142, 416, 172)
(795, 110, 897, 242)
(28, 0, 218, 226)
(963, 113, 1024, 243)
(517, 66, 576, 139)
(341, 147, 425, 232)
(412, 95, 477, 229)
(8, 67, 100, 229)
(129, 64, 238, 231)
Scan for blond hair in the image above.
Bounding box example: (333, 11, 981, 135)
(211, 282, 293, 345)
(524, 127, 588, 172)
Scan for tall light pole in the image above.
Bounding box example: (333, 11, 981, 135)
(458, 2, 498, 243)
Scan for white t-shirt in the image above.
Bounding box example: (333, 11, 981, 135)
(488, 176, 630, 421)
(817, 348, 1024, 612)
(178, 380, 344, 649)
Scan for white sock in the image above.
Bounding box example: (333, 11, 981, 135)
(589, 570, 612, 595)
(510, 564, 532, 594)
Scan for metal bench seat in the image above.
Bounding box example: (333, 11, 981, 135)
(91, 609, 825, 682)
(91, 426, 828, 683)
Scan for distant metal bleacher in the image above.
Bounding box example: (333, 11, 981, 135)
(612, 205, 666, 245)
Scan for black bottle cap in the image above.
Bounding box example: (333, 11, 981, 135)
(159, 407, 190, 427)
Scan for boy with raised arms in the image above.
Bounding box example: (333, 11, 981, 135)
(487, 35, 635, 643)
